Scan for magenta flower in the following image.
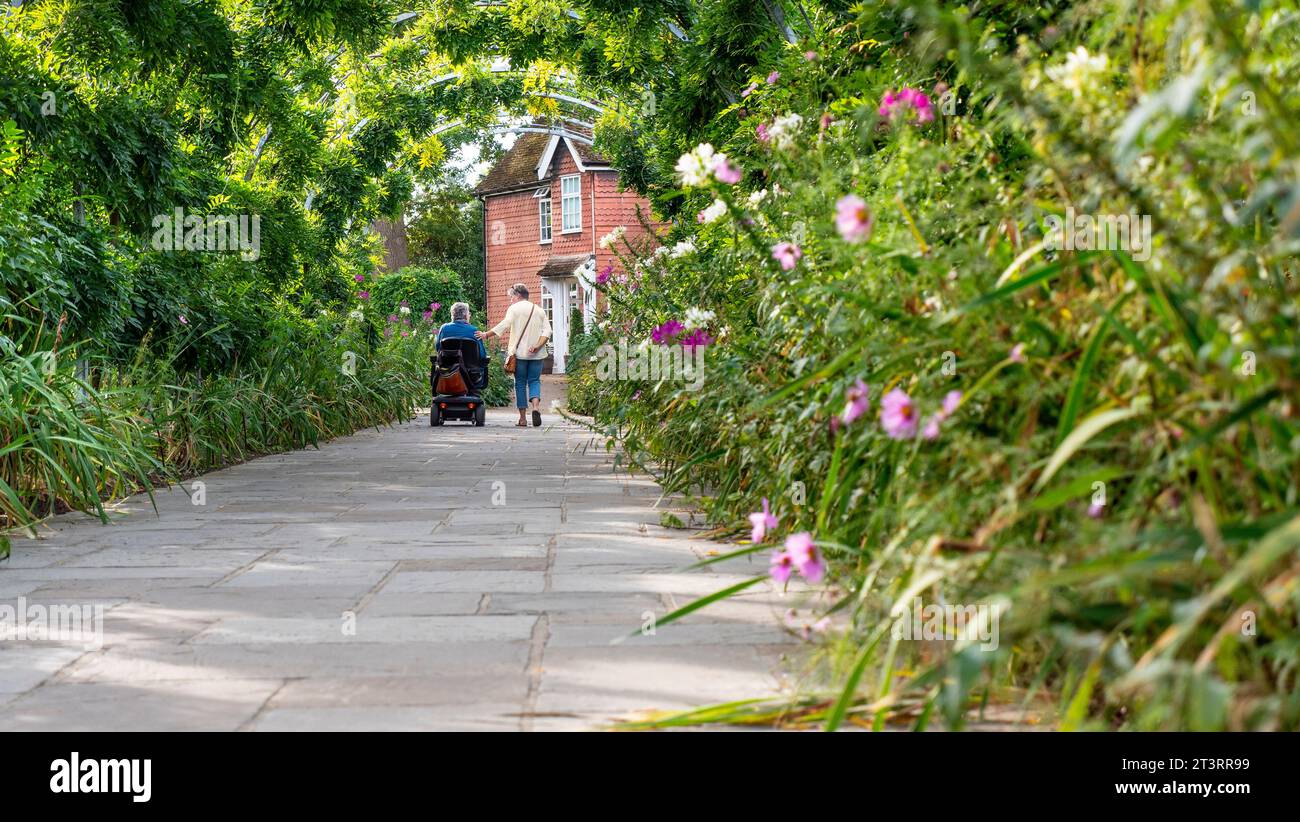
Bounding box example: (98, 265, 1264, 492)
(767, 71, 780, 85)
(921, 389, 963, 441)
(804, 51, 818, 61)
(422, 310, 433, 321)
(388, 314, 398, 323)
(1087, 501, 1106, 519)
(835, 195, 873, 243)
(878, 87, 934, 124)
(748, 497, 779, 543)
(756, 122, 771, 143)
(178, 314, 189, 325)
(880, 388, 918, 439)
(399, 300, 408, 307)
(770, 550, 795, 584)
(771, 241, 803, 271)
(841, 378, 870, 425)
(711, 155, 742, 185)
(430, 302, 441, 312)
(922, 415, 942, 440)
(651, 319, 686, 345)
(941, 390, 963, 417)
(1010, 343, 1026, 363)
(679, 329, 713, 350)
(358, 291, 369, 301)
(353, 274, 364, 283)
(596, 264, 614, 284)
(741, 83, 758, 98)
(784, 532, 825, 583)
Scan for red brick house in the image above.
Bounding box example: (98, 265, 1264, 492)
(475, 130, 659, 373)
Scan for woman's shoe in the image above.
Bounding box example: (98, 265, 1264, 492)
(532, 410, 542, 427)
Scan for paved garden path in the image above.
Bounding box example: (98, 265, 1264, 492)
(0, 407, 792, 731)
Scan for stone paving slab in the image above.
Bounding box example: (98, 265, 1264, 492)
(1, 406, 795, 730)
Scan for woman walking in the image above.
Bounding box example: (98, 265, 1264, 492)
(476, 283, 551, 427)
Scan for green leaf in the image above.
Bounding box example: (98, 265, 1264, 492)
(959, 252, 1098, 313)
(616, 576, 766, 642)
(1056, 306, 1117, 445)
(1034, 406, 1142, 491)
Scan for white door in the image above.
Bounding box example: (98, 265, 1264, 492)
(543, 279, 572, 374)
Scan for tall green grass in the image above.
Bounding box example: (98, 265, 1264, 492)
(1, 305, 428, 543)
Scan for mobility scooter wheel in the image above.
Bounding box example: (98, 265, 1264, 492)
(431, 405, 442, 426)
(474, 404, 486, 426)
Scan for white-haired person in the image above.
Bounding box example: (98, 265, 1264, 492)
(475, 283, 551, 427)
(436, 301, 488, 363)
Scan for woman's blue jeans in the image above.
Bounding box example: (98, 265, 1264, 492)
(513, 358, 543, 410)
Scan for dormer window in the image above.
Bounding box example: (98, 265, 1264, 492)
(534, 186, 552, 243)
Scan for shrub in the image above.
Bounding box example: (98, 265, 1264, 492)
(580, 0, 1300, 731)
(367, 265, 466, 329)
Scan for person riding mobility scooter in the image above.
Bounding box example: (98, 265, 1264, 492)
(431, 305, 489, 427)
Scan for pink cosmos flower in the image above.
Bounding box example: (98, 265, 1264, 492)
(596, 264, 614, 284)
(741, 83, 758, 98)
(679, 329, 713, 350)
(178, 314, 188, 325)
(804, 51, 818, 61)
(388, 314, 398, 323)
(770, 550, 795, 584)
(354, 274, 365, 283)
(422, 310, 433, 321)
(835, 195, 873, 243)
(922, 415, 942, 440)
(767, 71, 780, 85)
(358, 291, 369, 300)
(756, 122, 771, 143)
(841, 378, 870, 425)
(748, 497, 778, 544)
(784, 532, 825, 583)
(941, 390, 963, 417)
(1087, 501, 1106, 519)
(1010, 343, 1026, 363)
(711, 155, 742, 185)
(880, 388, 918, 439)
(771, 241, 803, 271)
(651, 319, 685, 345)
(878, 87, 934, 124)
(430, 302, 441, 312)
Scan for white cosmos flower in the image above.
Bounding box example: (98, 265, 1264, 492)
(699, 199, 728, 224)
(683, 307, 715, 329)
(1046, 47, 1109, 98)
(747, 189, 768, 207)
(766, 113, 804, 151)
(348, 310, 364, 321)
(599, 226, 627, 249)
(670, 240, 697, 258)
(675, 143, 716, 187)
(399, 306, 411, 315)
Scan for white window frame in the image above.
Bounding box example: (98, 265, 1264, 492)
(535, 187, 552, 244)
(560, 174, 582, 233)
